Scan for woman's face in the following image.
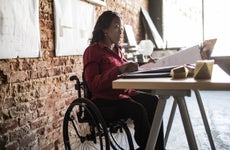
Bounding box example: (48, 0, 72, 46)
(105, 17, 123, 45)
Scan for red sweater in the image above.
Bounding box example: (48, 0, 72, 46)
(83, 42, 137, 100)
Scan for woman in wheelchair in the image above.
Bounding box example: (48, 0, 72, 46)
(83, 11, 164, 150)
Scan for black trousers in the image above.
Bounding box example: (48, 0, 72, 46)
(93, 93, 165, 150)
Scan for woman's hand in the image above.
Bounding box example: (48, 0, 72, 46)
(119, 62, 138, 74)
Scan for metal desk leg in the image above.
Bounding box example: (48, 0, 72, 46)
(164, 100, 177, 146)
(145, 96, 167, 150)
(174, 96, 198, 150)
(194, 90, 216, 150)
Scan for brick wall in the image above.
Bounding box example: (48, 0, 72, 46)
(0, 0, 148, 149)
(95, 0, 148, 42)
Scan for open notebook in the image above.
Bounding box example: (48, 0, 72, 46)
(118, 65, 177, 78)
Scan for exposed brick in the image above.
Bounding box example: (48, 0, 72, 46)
(2, 97, 16, 109)
(55, 100, 65, 111)
(52, 119, 62, 129)
(36, 60, 51, 69)
(10, 125, 30, 141)
(30, 70, 39, 79)
(18, 133, 36, 148)
(41, 143, 53, 150)
(4, 140, 19, 150)
(0, 134, 9, 149)
(45, 125, 53, 134)
(66, 58, 75, 65)
(36, 127, 45, 136)
(65, 95, 77, 106)
(9, 71, 28, 83)
(0, 0, 148, 148)
(0, 62, 11, 72)
(37, 108, 46, 118)
(64, 66, 72, 73)
(0, 119, 18, 134)
(52, 58, 66, 66)
(21, 60, 33, 70)
(30, 117, 48, 130)
(18, 114, 33, 127)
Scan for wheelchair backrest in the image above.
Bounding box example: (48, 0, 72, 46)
(82, 73, 92, 99)
(70, 72, 92, 99)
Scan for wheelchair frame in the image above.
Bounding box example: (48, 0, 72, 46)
(63, 75, 135, 150)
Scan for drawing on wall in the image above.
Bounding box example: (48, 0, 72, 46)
(54, 0, 95, 56)
(0, 0, 40, 59)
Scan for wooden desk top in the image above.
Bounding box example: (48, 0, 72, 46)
(113, 65, 230, 90)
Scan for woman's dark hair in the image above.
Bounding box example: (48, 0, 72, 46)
(90, 11, 121, 44)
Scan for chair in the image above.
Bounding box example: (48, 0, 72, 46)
(63, 75, 135, 150)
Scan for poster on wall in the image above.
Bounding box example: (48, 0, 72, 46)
(0, 0, 40, 59)
(54, 0, 95, 56)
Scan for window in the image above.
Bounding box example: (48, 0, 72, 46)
(163, 0, 230, 48)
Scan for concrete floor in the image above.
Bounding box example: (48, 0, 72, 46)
(164, 90, 230, 150)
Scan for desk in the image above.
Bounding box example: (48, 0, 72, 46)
(112, 65, 230, 150)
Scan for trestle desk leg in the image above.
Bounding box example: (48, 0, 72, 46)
(164, 100, 177, 146)
(174, 96, 198, 150)
(194, 90, 216, 150)
(145, 97, 167, 150)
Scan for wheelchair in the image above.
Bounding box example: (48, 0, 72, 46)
(63, 75, 135, 150)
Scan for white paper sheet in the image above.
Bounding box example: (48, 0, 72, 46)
(140, 45, 202, 69)
(54, 0, 95, 56)
(0, 0, 40, 59)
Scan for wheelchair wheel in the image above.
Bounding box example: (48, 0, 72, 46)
(63, 98, 110, 150)
(108, 120, 135, 150)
